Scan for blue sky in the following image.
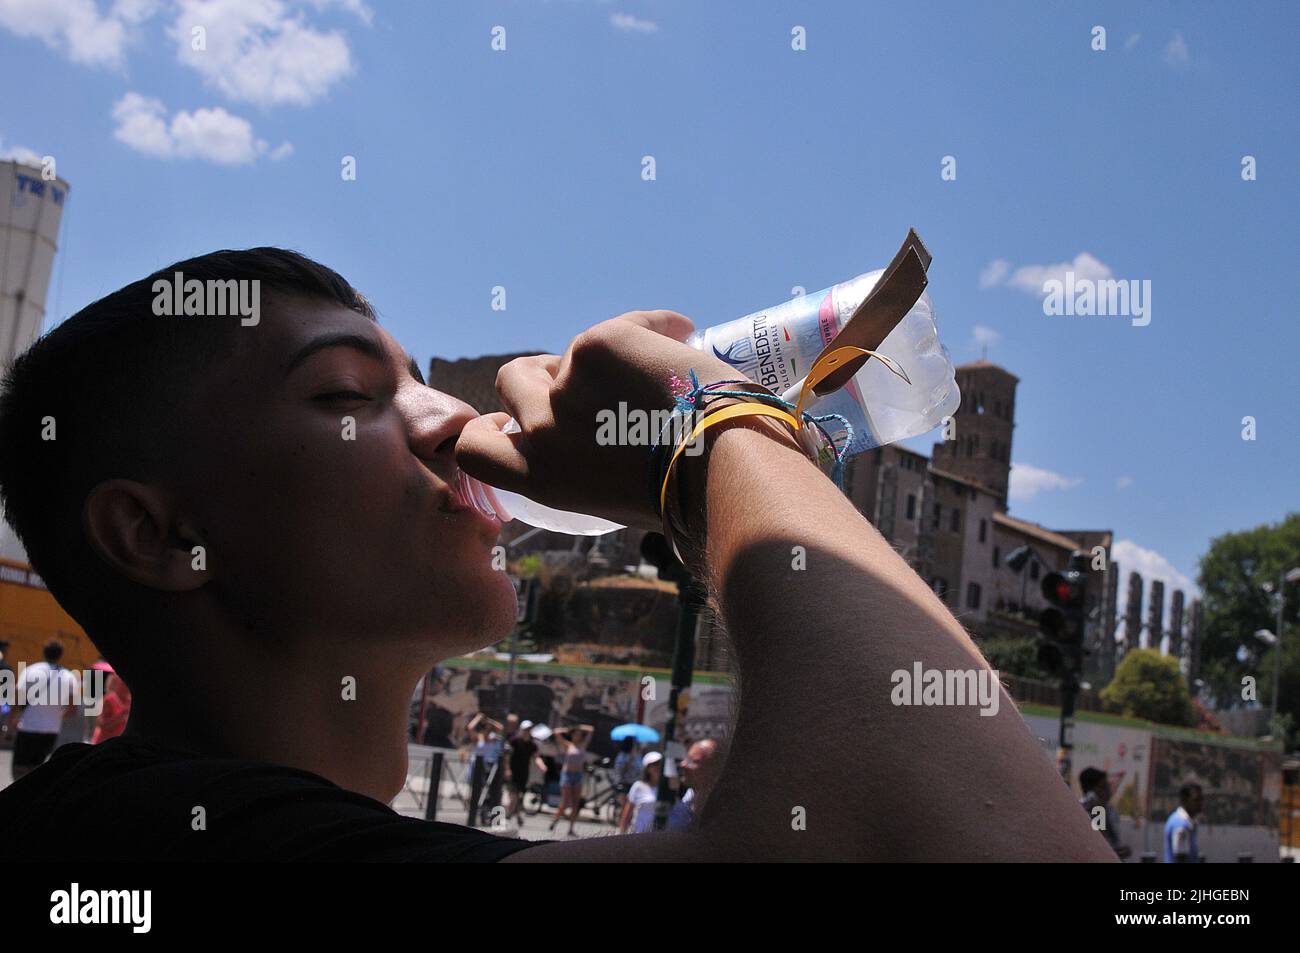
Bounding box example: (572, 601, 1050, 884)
(2, 0, 1297, 603)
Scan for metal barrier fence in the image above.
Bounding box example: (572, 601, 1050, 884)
(402, 743, 623, 829)
(403, 744, 505, 826)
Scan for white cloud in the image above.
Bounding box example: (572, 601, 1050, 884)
(978, 259, 1010, 289)
(170, 0, 358, 107)
(1164, 32, 1189, 68)
(112, 93, 172, 157)
(972, 325, 1000, 349)
(1124, 33, 1140, 50)
(304, 0, 372, 25)
(111, 92, 283, 165)
(1005, 252, 1113, 296)
(979, 253, 1114, 296)
(610, 12, 657, 33)
(0, 0, 133, 67)
(112, 0, 163, 23)
(268, 140, 293, 161)
(1111, 539, 1196, 597)
(0, 137, 44, 167)
(0, 0, 363, 108)
(1008, 463, 1082, 502)
(1116, 475, 1134, 489)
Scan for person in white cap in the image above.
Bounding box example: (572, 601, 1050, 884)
(504, 718, 545, 825)
(618, 751, 664, 834)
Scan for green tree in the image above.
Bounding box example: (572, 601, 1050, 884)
(1196, 512, 1300, 739)
(1101, 649, 1196, 726)
(513, 554, 542, 578)
(980, 637, 1053, 680)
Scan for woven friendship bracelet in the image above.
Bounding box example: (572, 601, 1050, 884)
(650, 372, 848, 563)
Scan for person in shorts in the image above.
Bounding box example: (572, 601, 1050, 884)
(7, 640, 81, 779)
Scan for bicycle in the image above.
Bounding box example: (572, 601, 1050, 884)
(523, 755, 561, 816)
(582, 759, 625, 827)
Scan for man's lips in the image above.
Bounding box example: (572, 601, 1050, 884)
(443, 467, 511, 529)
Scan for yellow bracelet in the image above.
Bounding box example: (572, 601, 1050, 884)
(658, 401, 805, 562)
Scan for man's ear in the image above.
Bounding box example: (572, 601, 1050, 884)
(82, 479, 208, 592)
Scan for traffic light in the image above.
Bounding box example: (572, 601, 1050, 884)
(1038, 553, 1090, 679)
(1038, 552, 1092, 784)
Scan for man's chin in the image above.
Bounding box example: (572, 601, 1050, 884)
(428, 567, 519, 658)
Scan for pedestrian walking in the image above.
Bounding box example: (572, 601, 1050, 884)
(549, 724, 593, 837)
(6, 641, 80, 780)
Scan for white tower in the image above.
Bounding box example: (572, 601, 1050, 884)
(0, 157, 71, 562)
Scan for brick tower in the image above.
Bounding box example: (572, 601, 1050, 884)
(930, 360, 1018, 508)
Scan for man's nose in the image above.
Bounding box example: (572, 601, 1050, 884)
(403, 384, 479, 460)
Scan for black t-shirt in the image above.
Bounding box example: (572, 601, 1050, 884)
(0, 737, 539, 862)
(507, 733, 538, 777)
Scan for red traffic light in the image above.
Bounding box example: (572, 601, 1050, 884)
(1041, 571, 1084, 608)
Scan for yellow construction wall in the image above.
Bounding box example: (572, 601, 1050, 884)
(1284, 782, 1300, 850)
(0, 558, 97, 670)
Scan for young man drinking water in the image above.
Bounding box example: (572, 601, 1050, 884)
(0, 248, 1114, 862)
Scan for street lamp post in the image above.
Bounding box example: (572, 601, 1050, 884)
(1005, 545, 1045, 617)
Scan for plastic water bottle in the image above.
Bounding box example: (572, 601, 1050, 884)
(489, 269, 959, 535)
(688, 269, 960, 455)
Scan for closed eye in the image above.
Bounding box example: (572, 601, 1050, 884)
(316, 390, 373, 402)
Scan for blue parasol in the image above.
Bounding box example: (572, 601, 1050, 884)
(610, 723, 659, 743)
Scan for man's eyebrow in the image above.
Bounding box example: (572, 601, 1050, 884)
(283, 332, 386, 376)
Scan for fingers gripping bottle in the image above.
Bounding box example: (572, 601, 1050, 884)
(487, 262, 960, 535)
(486, 420, 624, 535)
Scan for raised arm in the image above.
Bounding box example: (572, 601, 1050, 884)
(459, 312, 1114, 862)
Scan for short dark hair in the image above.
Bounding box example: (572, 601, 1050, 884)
(1179, 782, 1202, 802)
(42, 639, 64, 663)
(1079, 767, 1105, 793)
(0, 248, 374, 659)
